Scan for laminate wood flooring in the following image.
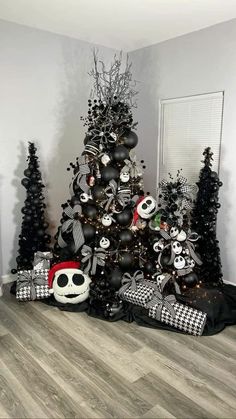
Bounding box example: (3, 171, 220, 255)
(0, 286, 236, 418)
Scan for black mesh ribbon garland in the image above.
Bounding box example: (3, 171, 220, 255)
(17, 271, 47, 300)
(33, 251, 53, 269)
(69, 155, 91, 196)
(58, 204, 85, 252)
(118, 271, 144, 296)
(81, 245, 106, 275)
(146, 290, 176, 321)
(102, 180, 130, 212)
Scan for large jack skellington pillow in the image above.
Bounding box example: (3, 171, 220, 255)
(48, 261, 91, 304)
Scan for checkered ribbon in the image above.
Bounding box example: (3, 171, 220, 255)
(33, 251, 52, 269)
(118, 271, 144, 296)
(81, 245, 106, 275)
(123, 150, 143, 179)
(58, 204, 84, 252)
(17, 271, 46, 300)
(69, 155, 90, 195)
(146, 290, 176, 321)
(102, 180, 130, 211)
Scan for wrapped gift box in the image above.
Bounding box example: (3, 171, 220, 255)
(147, 291, 207, 336)
(16, 269, 50, 301)
(33, 251, 52, 271)
(119, 278, 156, 308)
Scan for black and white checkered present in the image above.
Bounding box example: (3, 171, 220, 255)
(118, 271, 157, 308)
(16, 269, 50, 301)
(146, 290, 207, 336)
(33, 251, 52, 271)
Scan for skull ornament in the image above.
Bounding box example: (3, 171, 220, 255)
(153, 239, 165, 253)
(186, 257, 195, 268)
(120, 171, 130, 183)
(174, 256, 186, 270)
(99, 237, 110, 249)
(137, 196, 157, 219)
(177, 230, 187, 242)
(52, 268, 91, 304)
(102, 214, 112, 226)
(80, 192, 90, 203)
(172, 241, 182, 255)
(170, 226, 179, 238)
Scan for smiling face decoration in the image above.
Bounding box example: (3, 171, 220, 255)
(137, 196, 157, 219)
(52, 268, 91, 304)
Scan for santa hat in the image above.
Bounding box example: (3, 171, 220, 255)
(133, 196, 145, 225)
(48, 261, 80, 289)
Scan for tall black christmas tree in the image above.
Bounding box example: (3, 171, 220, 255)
(191, 147, 223, 285)
(13, 142, 51, 272)
(53, 52, 163, 311)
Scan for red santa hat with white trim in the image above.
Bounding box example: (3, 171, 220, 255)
(48, 261, 80, 289)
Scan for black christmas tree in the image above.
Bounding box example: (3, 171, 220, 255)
(13, 142, 51, 272)
(53, 52, 162, 313)
(191, 147, 223, 285)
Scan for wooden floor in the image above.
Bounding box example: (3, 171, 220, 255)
(0, 288, 236, 419)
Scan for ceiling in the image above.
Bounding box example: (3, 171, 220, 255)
(0, 0, 236, 51)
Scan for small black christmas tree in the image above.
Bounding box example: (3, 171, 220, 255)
(191, 147, 223, 285)
(13, 142, 51, 272)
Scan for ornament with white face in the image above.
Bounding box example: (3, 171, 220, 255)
(102, 214, 112, 226)
(172, 241, 182, 255)
(99, 237, 110, 249)
(177, 230, 187, 242)
(101, 154, 111, 166)
(174, 256, 186, 270)
(170, 226, 179, 238)
(153, 239, 164, 253)
(52, 268, 91, 304)
(137, 196, 157, 219)
(120, 171, 130, 183)
(80, 192, 90, 203)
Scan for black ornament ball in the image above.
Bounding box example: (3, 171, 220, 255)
(112, 145, 129, 162)
(11, 268, 17, 275)
(115, 208, 133, 226)
(182, 272, 198, 288)
(37, 229, 44, 237)
(119, 229, 133, 244)
(21, 178, 30, 188)
(144, 261, 155, 274)
(83, 204, 97, 220)
(160, 253, 170, 267)
(101, 165, 119, 183)
(118, 253, 134, 270)
(30, 184, 39, 193)
(109, 268, 123, 290)
(123, 131, 138, 149)
(92, 185, 105, 201)
(24, 169, 31, 177)
(82, 224, 96, 241)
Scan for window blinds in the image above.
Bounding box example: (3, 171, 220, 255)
(158, 92, 224, 184)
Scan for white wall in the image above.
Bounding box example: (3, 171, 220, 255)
(130, 19, 236, 284)
(0, 20, 117, 279)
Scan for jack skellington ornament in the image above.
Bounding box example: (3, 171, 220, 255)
(137, 196, 157, 219)
(102, 214, 113, 226)
(174, 255, 186, 270)
(99, 237, 110, 249)
(48, 261, 91, 304)
(172, 241, 182, 255)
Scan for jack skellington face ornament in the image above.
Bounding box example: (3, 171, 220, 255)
(99, 237, 110, 249)
(120, 171, 130, 183)
(153, 239, 164, 253)
(174, 256, 186, 270)
(170, 226, 179, 238)
(137, 196, 157, 219)
(172, 241, 182, 255)
(52, 268, 91, 304)
(102, 214, 112, 226)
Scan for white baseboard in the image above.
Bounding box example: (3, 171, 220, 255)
(2, 274, 15, 284)
(223, 279, 236, 286)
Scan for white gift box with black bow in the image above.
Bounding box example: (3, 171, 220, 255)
(16, 269, 50, 301)
(146, 290, 207, 336)
(33, 251, 52, 271)
(118, 271, 156, 308)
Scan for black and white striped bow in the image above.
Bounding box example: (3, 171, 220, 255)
(58, 204, 85, 252)
(152, 272, 181, 294)
(69, 155, 91, 196)
(102, 180, 130, 212)
(118, 270, 144, 296)
(81, 245, 106, 275)
(146, 290, 176, 321)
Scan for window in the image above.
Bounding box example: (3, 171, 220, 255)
(157, 92, 224, 184)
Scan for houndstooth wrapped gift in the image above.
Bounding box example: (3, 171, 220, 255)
(16, 269, 50, 301)
(118, 271, 157, 308)
(33, 251, 52, 271)
(146, 289, 207, 336)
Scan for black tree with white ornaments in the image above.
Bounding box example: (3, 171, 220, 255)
(53, 52, 160, 313)
(191, 147, 223, 285)
(13, 142, 51, 272)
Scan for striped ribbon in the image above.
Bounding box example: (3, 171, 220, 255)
(69, 155, 91, 196)
(146, 290, 176, 321)
(81, 245, 106, 275)
(58, 204, 84, 252)
(118, 270, 144, 296)
(17, 271, 46, 300)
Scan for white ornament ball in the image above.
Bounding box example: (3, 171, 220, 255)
(172, 241, 182, 255)
(177, 230, 187, 242)
(170, 226, 179, 238)
(102, 214, 112, 227)
(174, 255, 186, 270)
(120, 171, 130, 183)
(99, 237, 110, 249)
(101, 154, 111, 166)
